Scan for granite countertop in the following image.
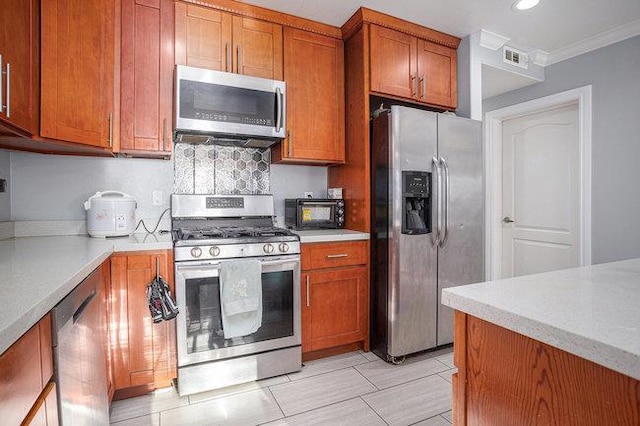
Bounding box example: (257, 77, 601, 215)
(0, 234, 173, 355)
(442, 258, 640, 381)
(292, 229, 369, 243)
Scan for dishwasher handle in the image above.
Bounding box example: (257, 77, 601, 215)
(52, 269, 100, 344)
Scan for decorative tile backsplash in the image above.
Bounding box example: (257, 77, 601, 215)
(173, 143, 270, 195)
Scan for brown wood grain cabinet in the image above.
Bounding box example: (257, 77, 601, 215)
(453, 311, 640, 425)
(109, 250, 176, 396)
(272, 28, 345, 165)
(175, 3, 283, 80)
(120, 0, 174, 157)
(0, 314, 57, 426)
(40, 0, 117, 149)
(301, 241, 369, 357)
(0, 0, 39, 136)
(370, 24, 457, 109)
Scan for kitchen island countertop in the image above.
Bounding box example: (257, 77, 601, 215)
(0, 234, 173, 355)
(442, 258, 640, 381)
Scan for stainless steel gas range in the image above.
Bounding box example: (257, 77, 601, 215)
(171, 194, 301, 396)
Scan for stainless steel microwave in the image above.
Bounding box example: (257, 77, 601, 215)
(174, 65, 286, 145)
(285, 199, 345, 230)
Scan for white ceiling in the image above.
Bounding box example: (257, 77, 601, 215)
(242, 0, 640, 54)
(482, 64, 539, 99)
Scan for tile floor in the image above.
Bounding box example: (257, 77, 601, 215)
(109, 347, 455, 426)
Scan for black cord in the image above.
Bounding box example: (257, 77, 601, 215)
(134, 208, 171, 234)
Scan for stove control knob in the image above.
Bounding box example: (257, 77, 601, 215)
(190, 247, 202, 258)
(263, 243, 274, 254)
(209, 246, 221, 257)
(279, 243, 290, 253)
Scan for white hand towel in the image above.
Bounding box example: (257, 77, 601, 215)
(219, 259, 262, 339)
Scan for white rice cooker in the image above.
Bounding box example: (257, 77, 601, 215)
(84, 191, 137, 237)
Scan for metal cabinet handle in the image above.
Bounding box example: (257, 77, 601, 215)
(326, 254, 348, 259)
(162, 118, 168, 151)
(287, 130, 293, 157)
(503, 216, 515, 224)
(1, 58, 9, 117)
(439, 157, 450, 248)
(225, 43, 230, 72)
(420, 75, 425, 101)
(410, 75, 417, 98)
(275, 87, 283, 132)
(108, 112, 113, 148)
(237, 45, 241, 74)
(306, 275, 310, 307)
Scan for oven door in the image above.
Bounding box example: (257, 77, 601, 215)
(175, 255, 301, 367)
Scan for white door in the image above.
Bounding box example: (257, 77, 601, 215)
(501, 103, 579, 278)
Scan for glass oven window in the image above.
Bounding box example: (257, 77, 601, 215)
(184, 270, 294, 354)
(180, 80, 276, 127)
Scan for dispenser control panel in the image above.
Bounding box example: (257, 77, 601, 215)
(401, 171, 431, 235)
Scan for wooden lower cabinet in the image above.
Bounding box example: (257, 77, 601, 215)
(453, 311, 640, 425)
(301, 241, 369, 357)
(0, 314, 57, 425)
(110, 250, 176, 396)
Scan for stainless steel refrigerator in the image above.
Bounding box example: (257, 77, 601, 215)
(371, 105, 483, 362)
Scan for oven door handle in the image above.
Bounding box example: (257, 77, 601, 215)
(176, 257, 300, 273)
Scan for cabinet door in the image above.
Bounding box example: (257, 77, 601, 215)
(110, 251, 176, 391)
(274, 28, 344, 164)
(0, 0, 39, 134)
(305, 266, 368, 352)
(232, 16, 283, 80)
(175, 3, 232, 71)
(417, 39, 457, 109)
(369, 25, 417, 100)
(120, 0, 174, 156)
(101, 259, 114, 402)
(40, 0, 116, 148)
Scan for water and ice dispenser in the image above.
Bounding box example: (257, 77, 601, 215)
(401, 171, 431, 234)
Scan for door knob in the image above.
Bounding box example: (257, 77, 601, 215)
(502, 216, 515, 223)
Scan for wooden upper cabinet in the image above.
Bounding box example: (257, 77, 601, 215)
(370, 25, 416, 100)
(175, 3, 232, 71)
(232, 16, 283, 80)
(0, 0, 39, 135)
(120, 0, 174, 157)
(40, 0, 116, 148)
(369, 23, 457, 109)
(175, 3, 283, 80)
(272, 28, 344, 164)
(417, 39, 457, 109)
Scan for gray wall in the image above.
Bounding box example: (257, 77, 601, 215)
(456, 35, 471, 119)
(0, 149, 10, 221)
(483, 35, 640, 264)
(11, 152, 174, 223)
(9, 150, 327, 227)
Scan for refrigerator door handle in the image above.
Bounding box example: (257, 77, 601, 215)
(439, 157, 450, 247)
(431, 157, 441, 246)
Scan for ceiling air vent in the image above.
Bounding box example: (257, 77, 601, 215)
(503, 46, 528, 69)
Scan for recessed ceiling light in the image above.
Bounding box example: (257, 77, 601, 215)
(512, 0, 539, 10)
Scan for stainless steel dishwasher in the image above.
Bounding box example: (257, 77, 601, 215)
(52, 266, 109, 425)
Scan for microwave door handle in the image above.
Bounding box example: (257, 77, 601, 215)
(275, 87, 283, 132)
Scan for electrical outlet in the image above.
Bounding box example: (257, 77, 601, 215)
(304, 191, 314, 198)
(152, 190, 163, 206)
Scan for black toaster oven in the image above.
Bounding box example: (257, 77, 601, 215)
(285, 199, 345, 230)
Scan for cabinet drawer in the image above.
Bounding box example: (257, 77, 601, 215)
(302, 241, 367, 270)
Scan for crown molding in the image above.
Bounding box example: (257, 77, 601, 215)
(544, 19, 640, 66)
(479, 29, 510, 51)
